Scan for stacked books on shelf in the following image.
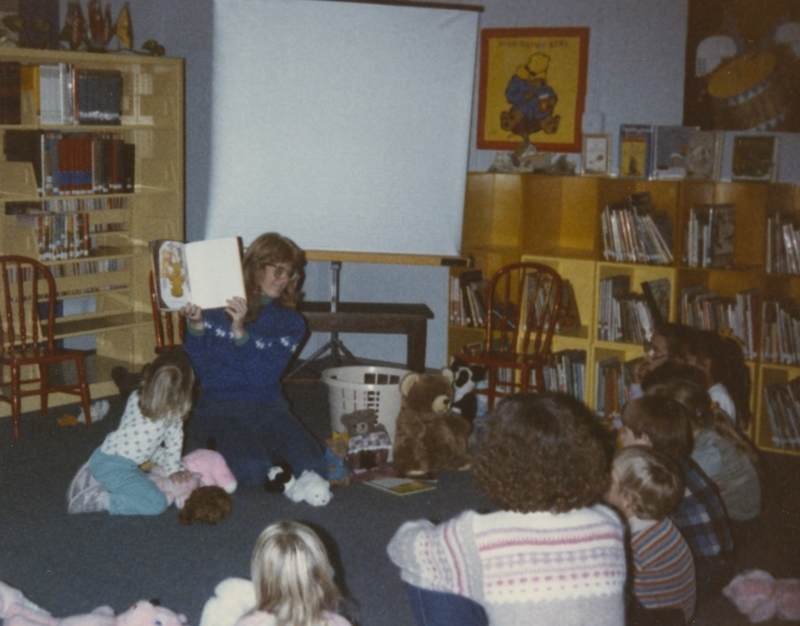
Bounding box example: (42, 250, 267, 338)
(3, 129, 134, 196)
(38, 63, 123, 126)
(761, 299, 800, 365)
(597, 274, 659, 344)
(48, 257, 128, 278)
(595, 356, 641, 423)
(5, 198, 128, 262)
(766, 208, 800, 274)
(683, 204, 735, 268)
(449, 269, 488, 328)
(15, 212, 90, 260)
(763, 379, 800, 451)
(600, 192, 673, 264)
(534, 349, 586, 402)
(680, 284, 759, 359)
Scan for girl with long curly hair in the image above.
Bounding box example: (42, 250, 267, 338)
(387, 392, 626, 626)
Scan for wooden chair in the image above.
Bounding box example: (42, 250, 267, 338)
(149, 271, 186, 353)
(459, 262, 563, 412)
(0, 255, 92, 439)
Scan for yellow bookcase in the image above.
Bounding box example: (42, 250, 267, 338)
(0, 48, 184, 414)
(453, 172, 800, 454)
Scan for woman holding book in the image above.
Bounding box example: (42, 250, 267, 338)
(180, 232, 327, 487)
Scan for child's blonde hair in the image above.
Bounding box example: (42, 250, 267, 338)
(139, 348, 195, 424)
(613, 446, 685, 520)
(251, 520, 342, 626)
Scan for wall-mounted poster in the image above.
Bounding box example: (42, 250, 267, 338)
(684, 0, 800, 132)
(477, 27, 589, 154)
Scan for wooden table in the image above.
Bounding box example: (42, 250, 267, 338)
(299, 301, 434, 372)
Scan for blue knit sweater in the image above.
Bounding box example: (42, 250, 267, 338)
(183, 301, 306, 403)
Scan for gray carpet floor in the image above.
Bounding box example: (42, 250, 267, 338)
(0, 381, 495, 626)
(1, 378, 799, 625)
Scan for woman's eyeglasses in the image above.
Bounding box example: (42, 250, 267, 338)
(266, 264, 299, 281)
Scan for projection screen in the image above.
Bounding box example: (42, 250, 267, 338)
(205, 0, 480, 257)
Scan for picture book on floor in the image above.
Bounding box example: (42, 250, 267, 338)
(363, 476, 437, 496)
(150, 237, 245, 311)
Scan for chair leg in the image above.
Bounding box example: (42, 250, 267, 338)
(11, 364, 21, 440)
(75, 357, 92, 428)
(40, 362, 49, 416)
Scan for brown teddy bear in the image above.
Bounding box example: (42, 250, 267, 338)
(177, 485, 232, 525)
(392, 369, 472, 477)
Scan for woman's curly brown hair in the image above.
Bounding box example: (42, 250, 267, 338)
(471, 392, 611, 513)
(242, 232, 306, 322)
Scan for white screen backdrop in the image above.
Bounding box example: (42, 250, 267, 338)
(205, 0, 480, 256)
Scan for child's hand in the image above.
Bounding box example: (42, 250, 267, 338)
(170, 470, 195, 483)
(225, 296, 247, 339)
(180, 303, 204, 330)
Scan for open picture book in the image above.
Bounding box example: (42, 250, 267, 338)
(150, 237, 246, 311)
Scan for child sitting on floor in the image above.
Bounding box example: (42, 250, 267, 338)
(236, 520, 352, 626)
(606, 446, 696, 624)
(388, 392, 626, 626)
(67, 348, 196, 515)
(619, 396, 734, 600)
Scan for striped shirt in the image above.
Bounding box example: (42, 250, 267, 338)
(630, 517, 696, 623)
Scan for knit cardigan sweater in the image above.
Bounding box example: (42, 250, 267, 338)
(184, 301, 305, 404)
(387, 505, 627, 626)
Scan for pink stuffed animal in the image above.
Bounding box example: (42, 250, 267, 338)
(0, 581, 188, 626)
(182, 450, 237, 493)
(723, 569, 800, 623)
(148, 450, 237, 509)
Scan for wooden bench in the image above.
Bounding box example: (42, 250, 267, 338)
(299, 301, 434, 372)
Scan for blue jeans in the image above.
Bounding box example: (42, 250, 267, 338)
(188, 395, 327, 486)
(89, 448, 168, 516)
(403, 583, 488, 626)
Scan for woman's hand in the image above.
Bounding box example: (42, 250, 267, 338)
(170, 470, 195, 483)
(180, 303, 204, 331)
(225, 296, 248, 340)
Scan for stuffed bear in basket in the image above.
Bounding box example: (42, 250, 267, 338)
(392, 369, 472, 478)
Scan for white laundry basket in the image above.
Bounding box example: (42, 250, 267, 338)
(322, 365, 409, 445)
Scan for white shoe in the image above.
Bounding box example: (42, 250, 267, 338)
(77, 399, 110, 424)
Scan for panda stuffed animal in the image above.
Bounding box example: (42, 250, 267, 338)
(447, 357, 487, 424)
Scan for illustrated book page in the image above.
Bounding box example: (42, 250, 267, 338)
(150, 237, 245, 311)
(362, 476, 436, 496)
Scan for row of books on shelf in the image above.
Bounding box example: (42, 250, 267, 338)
(3, 129, 134, 196)
(13, 212, 124, 262)
(617, 124, 778, 183)
(47, 257, 128, 278)
(449, 269, 488, 327)
(6, 196, 128, 215)
(16, 212, 91, 261)
(680, 284, 759, 360)
(597, 276, 669, 343)
(601, 192, 673, 265)
(594, 356, 640, 423)
(449, 268, 582, 335)
(0, 61, 123, 126)
(763, 378, 800, 451)
(762, 299, 800, 366)
(766, 209, 800, 275)
(532, 349, 586, 403)
(683, 204, 736, 269)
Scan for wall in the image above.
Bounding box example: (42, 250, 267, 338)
(60, 0, 799, 368)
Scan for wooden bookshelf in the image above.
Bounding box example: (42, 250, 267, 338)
(453, 172, 800, 454)
(0, 48, 184, 414)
